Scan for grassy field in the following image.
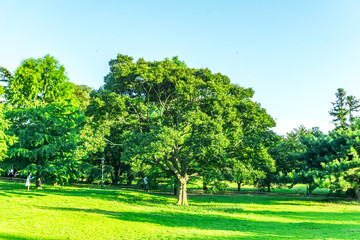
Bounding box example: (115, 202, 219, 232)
(0, 180, 359, 240)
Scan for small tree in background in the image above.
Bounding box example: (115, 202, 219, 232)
(296, 128, 360, 200)
(329, 88, 360, 129)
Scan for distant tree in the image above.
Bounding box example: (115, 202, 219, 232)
(329, 88, 360, 129)
(329, 88, 349, 129)
(73, 84, 92, 112)
(81, 90, 131, 185)
(346, 95, 360, 125)
(296, 128, 360, 200)
(226, 130, 278, 192)
(269, 126, 324, 193)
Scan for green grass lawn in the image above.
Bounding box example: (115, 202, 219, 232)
(0, 180, 359, 240)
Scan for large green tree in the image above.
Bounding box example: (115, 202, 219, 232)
(104, 54, 275, 205)
(6, 55, 84, 187)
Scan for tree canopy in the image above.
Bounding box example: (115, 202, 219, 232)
(102, 54, 275, 205)
(5, 55, 86, 187)
(8, 54, 77, 108)
(4, 53, 360, 204)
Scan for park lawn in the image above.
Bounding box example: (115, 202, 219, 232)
(0, 180, 359, 240)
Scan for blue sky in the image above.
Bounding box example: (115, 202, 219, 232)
(1, 0, 360, 135)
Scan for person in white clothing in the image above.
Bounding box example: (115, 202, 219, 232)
(25, 172, 33, 191)
(144, 176, 148, 192)
(9, 168, 14, 179)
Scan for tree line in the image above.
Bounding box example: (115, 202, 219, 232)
(0, 54, 360, 205)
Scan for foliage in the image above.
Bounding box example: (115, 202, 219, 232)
(78, 90, 133, 184)
(329, 88, 360, 129)
(103, 54, 275, 205)
(0, 67, 16, 161)
(87, 164, 113, 184)
(0, 66, 12, 99)
(0, 104, 16, 162)
(0, 66, 13, 82)
(73, 84, 92, 111)
(225, 130, 279, 192)
(8, 55, 78, 108)
(5, 55, 85, 186)
(6, 103, 85, 185)
(296, 128, 360, 200)
(269, 126, 323, 186)
(206, 180, 229, 194)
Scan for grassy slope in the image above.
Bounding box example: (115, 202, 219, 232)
(0, 180, 359, 240)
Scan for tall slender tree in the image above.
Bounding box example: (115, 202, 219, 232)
(329, 88, 349, 129)
(346, 95, 360, 125)
(6, 55, 84, 187)
(329, 88, 360, 129)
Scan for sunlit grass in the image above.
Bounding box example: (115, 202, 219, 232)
(0, 180, 359, 239)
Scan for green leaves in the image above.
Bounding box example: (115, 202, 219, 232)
(0, 104, 16, 161)
(8, 55, 79, 108)
(295, 127, 360, 198)
(102, 54, 276, 204)
(329, 88, 360, 129)
(3, 55, 87, 185)
(7, 103, 83, 161)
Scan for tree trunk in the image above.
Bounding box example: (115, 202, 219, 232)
(267, 183, 271, 192)
(36, 177, 42, 189)
(176, 177, 188, 206)
(351, 187, 360, 201)
(112, 166, 120, 185)
(309, 184, 316, 194)
(126, 173, 134, 186)
(174, 179, 178, 196)
(355, 189, 360, 201)
(203, 181, 208, 191)
(237, 182, 241, 192)
(202, 175, 209, 191)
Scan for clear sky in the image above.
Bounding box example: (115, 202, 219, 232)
(1, 0, 360, 135)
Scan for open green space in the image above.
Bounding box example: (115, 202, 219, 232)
(1, 180, 359, 240)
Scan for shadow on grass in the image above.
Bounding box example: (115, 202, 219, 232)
(37, 205, 360, 239)
(0, 180, 334, 206)
(2, 180, 360, 239)
(34, 187, 175, 206)
(0, 233, 60, 240)
(0, 181, 57, 198)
